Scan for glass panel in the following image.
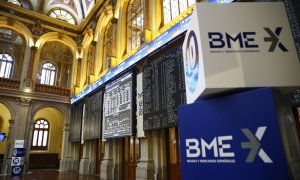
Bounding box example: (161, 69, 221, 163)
(50, 13, 56, 18)
(179, 0, 188, 13)
(54, 10, 61, 15)
(61, 10, 67, 16)
(38, 130, 43, 146)
(171, 0, 179, 19)
(69, 19, 75, 24)
(40, 120, 44, 123)
(50, 71, 55, 85)
(43, 131, 48, 146)
(44, 124, 48, 129)
(0, 63, 6, 77)
(32, 130, 38, 146)
(35, 124, 39, 128)
(40, 124, 44, 129)
(66, 14, 72, 19)
(41, 69, 46, 84)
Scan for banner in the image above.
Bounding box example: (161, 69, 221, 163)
(183, 2, 300, 103)
(178, 88, 289, 179)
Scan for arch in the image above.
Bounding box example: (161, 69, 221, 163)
(35, 32, 78, 56)
(0, 16, 34, 47)
(115, 0, 130, 60)
(44, 0, 83, 25)
(94, 5, 113, 76)
(32, 102, 68, 120)
(47, 7, 77, 25)
(0, 99, 15, 120)
(82, 29, 94, 49)
(80, 29, 95, 85)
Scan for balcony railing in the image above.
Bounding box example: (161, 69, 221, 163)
(0, 78, 20, 89)
(35, 83, 70, 96)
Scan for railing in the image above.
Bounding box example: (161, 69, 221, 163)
(0, 78, 20, 89)
(35, 83, 70, 96)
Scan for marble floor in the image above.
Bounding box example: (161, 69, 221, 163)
(0, 169, 100, 180)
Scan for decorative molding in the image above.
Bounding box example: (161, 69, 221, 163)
(16, 97, 32, 105)
(0, 86, 70, 104)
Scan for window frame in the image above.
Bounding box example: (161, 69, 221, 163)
(162, 0, 195, 26)
(126, 0, 145, 53)
(40, 61, 57, 86)
(31, 119, 50, 151)
(0, 52, 14, 79)
(103, 21, 113, 71)
(47, 7, 77, 25)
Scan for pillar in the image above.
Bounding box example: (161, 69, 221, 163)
(136, 131, 155, 180)
(100, 140, 114, 180)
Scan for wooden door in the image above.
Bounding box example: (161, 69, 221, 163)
(123, 136, 140, 180)
(167, 127, 181, 180)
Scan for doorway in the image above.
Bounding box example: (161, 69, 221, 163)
(166, 127, 181, 180)
(29, 107, 64, 169)
(123, 136, 140, 180)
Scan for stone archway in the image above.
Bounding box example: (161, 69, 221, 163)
(29, 107, 64, 169)
(0, 102, 11, 173)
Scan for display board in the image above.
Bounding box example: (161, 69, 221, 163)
(257, 0, 300, 61)
(83, 91, 103, 140)
(69, 102, 83, 142)
(288, 88, 300, 105)
(103, 72, 133, 138)
(143, 46, 186, 130)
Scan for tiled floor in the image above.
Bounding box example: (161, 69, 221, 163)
(0, 169, 100, 180)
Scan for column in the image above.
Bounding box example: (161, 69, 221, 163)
(23, 47, 37, 92)
(79, 141, 90, 175)
(59, 123, 76, 172)
(100, 139, 114, 180)
(136, 132, 155, 180)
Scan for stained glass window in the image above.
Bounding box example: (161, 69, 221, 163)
(48, 8, 76, 25)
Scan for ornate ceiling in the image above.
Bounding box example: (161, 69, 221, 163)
(2, 0, 97, 25)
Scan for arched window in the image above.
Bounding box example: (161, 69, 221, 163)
(163, 0, 195, 25)
(7, 0, 21, 6)
(86, 43, 96, 79)
(103, 21, 113, 71)
(48, 8, 76, 25)
(7, 0, 32, 9)
(40, 62, 56, 86)
(127, 0, 144, 52)
(0, 52, 14, 78)
(31, 119, 50, 150)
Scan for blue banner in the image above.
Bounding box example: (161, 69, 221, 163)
(178, 88, 289, 179)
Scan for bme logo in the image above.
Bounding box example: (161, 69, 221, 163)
(208, 27, 288, 52)
(185, 126, 273, 163)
